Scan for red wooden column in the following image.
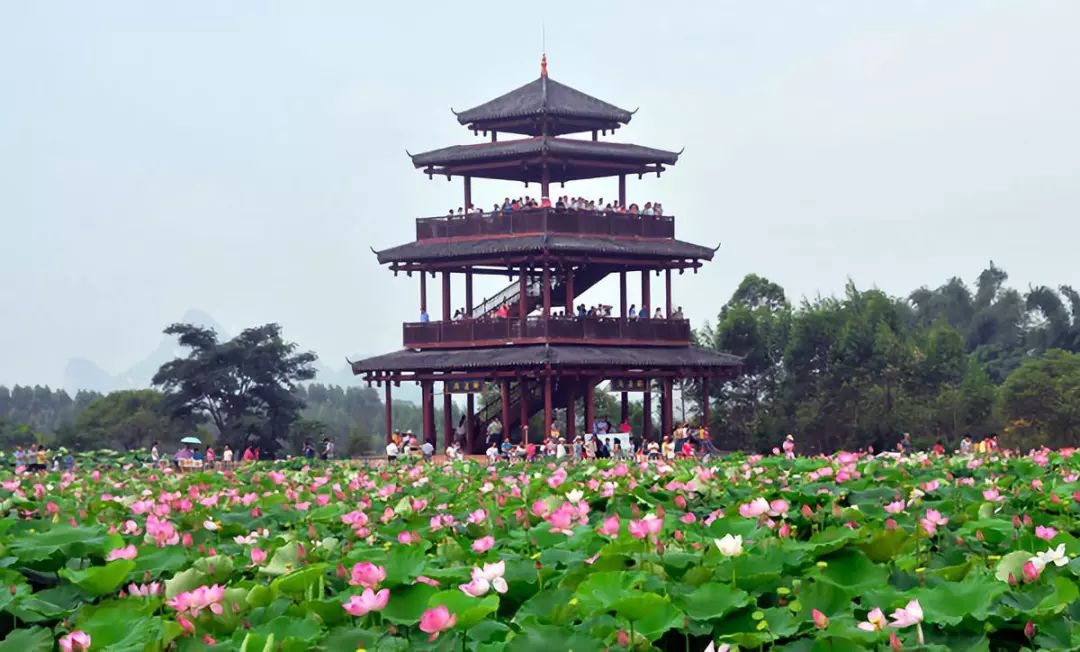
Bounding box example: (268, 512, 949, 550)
(544, 375, 552, 442)
(662, 378, 674, 437)
(618, 174, 626, 207)
(441, 272, 451, 321)
(518, 266, 528, 321)
(585, 380, 595, 437)
(619, 270, 627, 319)
(466, 393, 475, 452)
(643, 386, 653, 441)
(566, 384, 576, 441)
(420, 273, 427, 315)
(701, 376, 710, 430)
(463, 175, 472, 211)
(421, 380, 435, 446)
(465, 271, 473, 316)
(443, 381, 453, 451)
(519, 378, 529, 444)
(665, 269, 672, 317)
(564, 266, 575, 313)
(384, 381, 393, 444)
(641, 270, 651, 315)
(542, 266, 551, 317)
(620, 392, 629, 425)
(500, 381, 511, 444)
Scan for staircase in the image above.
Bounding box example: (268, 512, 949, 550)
(471, 265, 609, 319)
(470, 376, 604, 452)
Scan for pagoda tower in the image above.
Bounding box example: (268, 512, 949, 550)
(351, 57, 741, 452)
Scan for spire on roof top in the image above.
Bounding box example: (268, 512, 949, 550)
(541, 53, 548, 77)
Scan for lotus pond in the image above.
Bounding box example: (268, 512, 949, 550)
(2, 449, 1080, 651)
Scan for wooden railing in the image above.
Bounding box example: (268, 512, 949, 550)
(415, 208, 674, 241)
(403, 316, 690, 349)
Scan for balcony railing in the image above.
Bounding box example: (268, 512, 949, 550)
(403, 316, 691, 349)
(415, 208, 674, 241)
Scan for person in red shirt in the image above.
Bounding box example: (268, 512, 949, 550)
(932, 442, 945, 456)
(619, 420, 631, 434)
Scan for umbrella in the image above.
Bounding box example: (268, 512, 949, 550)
(180, 436, 202, 445)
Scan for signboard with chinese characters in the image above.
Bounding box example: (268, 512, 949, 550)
(609, 378, 650, 392)
(445, 379, 485, 394)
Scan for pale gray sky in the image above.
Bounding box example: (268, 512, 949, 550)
(2, 1, 1079, 388)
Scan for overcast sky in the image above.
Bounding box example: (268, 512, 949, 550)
(2, 1, 1078, 388)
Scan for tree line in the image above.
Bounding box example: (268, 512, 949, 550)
(697, 263, 1080, 452)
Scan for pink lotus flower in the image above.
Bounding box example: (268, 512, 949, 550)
(419, 605, 457, 641)
(1035, 525, 1057, 541)
(858, 607, 887, 632)
(1023, 560, 1041, 583)
(738, 497, 770, 518)
(471, 535, 495, 553)
(983, 488, 1005, 502)
(343, 588, 390, 616)
(459, 561, 508, 597)
(348, 562, 387, 589)
(919, 509, 949, 536)
(884, 500, 905, 514)
(58, 631, 91, 652)
(250, 547, 267, 565)
(888, 599, 923, 628)
(106, 544, 137, 561)
(166, 584, 225, 617)
(414, 575, 441, 587)
(466, 509, 487, 525)
(597, 514, 621, 537)
(546, 468, 567, 489)
(812, 608, 829, 629)
(397, 530, 419, 545)
(628, 513, 663, 539)
(127, 581, 162, 597)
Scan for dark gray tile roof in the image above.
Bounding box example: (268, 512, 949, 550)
(454, 76, 632, 134)
(375, 234, 716, 264)
(410, 137, 678, 169)
(350, 344, 742, 374)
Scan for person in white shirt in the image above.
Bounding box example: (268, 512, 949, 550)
(222, 445, 234, 464)
(386, 440, 399, 463)
(150, 441, 161, 463)
(486, 444, 499, 464)
(556, 439, 567, 459)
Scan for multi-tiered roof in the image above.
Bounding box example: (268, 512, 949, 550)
(352, 58, 740, 451)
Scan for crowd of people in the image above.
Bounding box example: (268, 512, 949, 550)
(430, 303, 686, 323)
(11, 444, 74, 472)
(446, 195, 666, 218)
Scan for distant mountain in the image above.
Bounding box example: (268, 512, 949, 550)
(63, 309, 228, 394)
(62, 310, 422, 404)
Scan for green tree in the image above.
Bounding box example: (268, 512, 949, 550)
(152, 323, 317, 455)
(998, 349, 1080, 449)
(56, 390, 189, 452)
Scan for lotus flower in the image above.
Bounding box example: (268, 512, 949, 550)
(343, 588, 390, 616)
(1032, 543, 1070, 570)
(58, 631, 91, 652)
(459, 561, 508, 597)
(888, 599, 923, 628)
(1035, 525, 1057, 541)
(714, 534, 743, 557)
(471, 535, 495, 553)
(858, 607, 887, 632)
(419, 605, 457, 641)
(105, 544, 137, 561)
(812, 608, 829, 629)
(250, 547, 267, 565)
(348, 562, 387, 589)
(738, 497, 770, 518)
(597, 514, 621, 537)
(919, 509, 949, 536)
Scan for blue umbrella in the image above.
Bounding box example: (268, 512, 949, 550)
(180, 436, 202, 445)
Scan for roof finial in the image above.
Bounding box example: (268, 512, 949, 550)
(541, 53, 548, 77)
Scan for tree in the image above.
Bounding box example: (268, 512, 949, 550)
(152, 323, 317, 454)
(998, 349, 1080, 449)
(56, 390, 189, 452)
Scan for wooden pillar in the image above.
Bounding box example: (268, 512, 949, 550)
(542, 266, 551, 317)
(621, 391, 629, 425)
(443, 381, 453, 450)
(591, 129, 598, 141)
(643, 387, 653, 441)
(665, 269, 672, 318)
(585, 380, 595, 436)
(421, 380, 435, 446)
(463, 175, 472, 211)
(541, 165, 550, 200)
(466, 393, 475, 452)
(500, 381, 510, 444)
(662, 378, 674, 438)
(518, 265, 528, 321)
(641, 270, 651, 315)
(618, 174, 626, 207)
(544, 375, 552, 442)
(566, 384, 577, 441)
(701, 377, 710, 431)
(420, 273, 427, 314)
(491, 131, 497, 142)
(519, 378, 529, 444)
(441, 272, 451, 321)
(384, 381, 393, 444)
(465, 270, 473, 316)
(619, 270, 627, 319)
(565, 266, 575, 314)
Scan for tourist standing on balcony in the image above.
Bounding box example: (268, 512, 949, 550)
(671, 306, 684, 319)
(639, 306, 649, 319)
(420, 309, 430, 323)
(486, 418, 502, 446)
(627, 304, 637, 320)
(653, 307, 664, 320)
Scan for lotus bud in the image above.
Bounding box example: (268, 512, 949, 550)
(1022, 561, 1041, 583)
(1024, 620, 1036, 639)
(889, 631, 902, 650)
